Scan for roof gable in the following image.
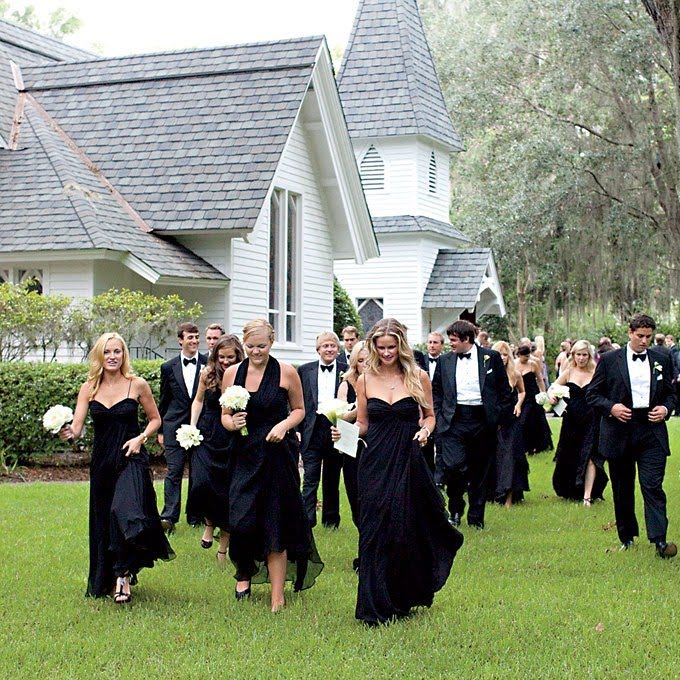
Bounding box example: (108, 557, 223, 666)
(17, 37, 323, 233)
(337, 0, 462, 150)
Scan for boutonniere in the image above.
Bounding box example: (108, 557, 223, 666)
(654, 362, 662, 373)
(339, 371, 346, 380)
(483, 354, 490, 364)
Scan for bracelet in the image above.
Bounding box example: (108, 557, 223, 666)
(140, 434, 149, 444)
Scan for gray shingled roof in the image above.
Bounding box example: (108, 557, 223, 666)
(373, 215, 469, 242)
(337, 0, 462, 150)
(0, 19, 92, 144)
(0, 98, 225, 280)
(17, 36, 324, 233)
(422, 248, 491, 309)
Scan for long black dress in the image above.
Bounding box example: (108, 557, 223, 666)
(88, 397, 174, 598)
(552, 382, 609, 501)
(519, 371, 553, 454)
(186, 384, 233, 530)
(494, 387, 530, 503)
(228, 357, 323, 590)
(356, 397, 463, 626)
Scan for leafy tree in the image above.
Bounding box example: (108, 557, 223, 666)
(0, 3, 81, 39)
(333, 277, 363, 337)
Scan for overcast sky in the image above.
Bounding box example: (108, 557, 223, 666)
(6, 0, 359, 56)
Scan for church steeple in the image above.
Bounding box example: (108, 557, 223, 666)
(338, 0, 462, 151)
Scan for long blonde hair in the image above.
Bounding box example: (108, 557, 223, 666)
(365, 318, 428, 407)
(87, 332, 134, 399)
(343, 341, 367, 385)
(567, 339, 595, 372)
(492, 340, 520, 389)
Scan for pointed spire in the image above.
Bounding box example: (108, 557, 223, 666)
(338, 0, 462, 150)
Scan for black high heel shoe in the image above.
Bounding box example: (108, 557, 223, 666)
(113, 575, 131, 604)
(235, 582, 251, 601)
(200, 524, 214, 549)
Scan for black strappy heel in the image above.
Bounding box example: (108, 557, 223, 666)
(114, 575, 131, 604)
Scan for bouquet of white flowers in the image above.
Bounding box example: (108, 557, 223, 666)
(219, 385, 251, 435)
(42, 404, 74, 434)
(547, 384, 571, 401)
(534, 392, 552, 412)
(317, 398, 353, 426)
(176, 424, 203, 450)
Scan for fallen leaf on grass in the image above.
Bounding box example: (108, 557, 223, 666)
(601, 521, 616, 532)
(595, 623, 605, 632)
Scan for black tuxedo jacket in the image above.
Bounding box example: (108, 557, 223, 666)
(586, 347, 676, 459)
(432, 347, 512, 433)
(414, 349, 427, 372)
(298, 357, 348, 453)
(158, 353, 207, 446)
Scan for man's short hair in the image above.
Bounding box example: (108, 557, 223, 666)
(178, 322, 199, 339)
(316, 331, 340, 349)
(629, 313, 656, 331)
(446, 320, 477, 343)
(428, 331, 445, 342)
(341, 325, 360, 338)
(205, 323, 225, 334)
(655, 333, 666, 345)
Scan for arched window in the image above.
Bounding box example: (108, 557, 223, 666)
(357, 297, 384, 332)
(428, 151, 437, 193)
(18, 268, 43, 294)
(359, 145, 385, 191)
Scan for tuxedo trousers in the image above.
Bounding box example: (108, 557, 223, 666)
(437, 406, 496, 527)
(302, 417, 343, 528)
(607, 421, 669, 544)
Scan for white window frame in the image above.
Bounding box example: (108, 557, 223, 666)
(268, 187, 301, 344)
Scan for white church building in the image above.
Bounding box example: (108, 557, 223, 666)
(0, 0, 504, 358)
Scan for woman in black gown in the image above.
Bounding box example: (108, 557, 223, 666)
(347, 318, 463, 626)
(516, 344, 553, 454)
(188, 334, 244, 562)
(60, 332, 174, 604)
(222, 319, 323, 612)
(491, 341, 529, 507)
(551, 340, 608, 504)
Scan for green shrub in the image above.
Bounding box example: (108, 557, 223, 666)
(0, 359, 163, 464)
(333, 277, 363, 337)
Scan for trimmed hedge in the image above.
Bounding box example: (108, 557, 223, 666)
(0, 360, 163, 464)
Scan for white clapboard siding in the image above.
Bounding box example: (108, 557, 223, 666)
(48, 260, 94, 298)
(416, 140, 451, 222)
(354, 138, 418, 217)
(93, 261, 151, 295)
(230, 116, 333, 362)
(176, 233, 231, 277)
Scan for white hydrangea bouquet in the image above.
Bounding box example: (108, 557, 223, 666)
(219, 385, 251, 435)
(547, 384, 571, 416)
(42, 404, 74, 434)
(317, 398, 353, 426)
(534, 392, 552, 412)
(176, 424, 203, 450)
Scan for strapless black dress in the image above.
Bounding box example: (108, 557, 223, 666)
(552, 383, 608, 500)
(87, 398, 174, 598)
(493, 387, 529, 502)
(356, 396, 463, 625)
(519, 372, 553, 454)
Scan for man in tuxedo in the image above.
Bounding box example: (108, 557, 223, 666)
(587, 314, 677, 558)
(298, 331, 348, 528)
(158, 322, 207, 533)
(341, 325, 360, 364)
(666, 334, 680, 415)
(420, 331, 445, 472)
(205, 323, 225, 353)
(432, 320, 512, 529)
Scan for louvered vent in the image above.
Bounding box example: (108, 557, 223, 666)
(359, 145, 385, 191)
(428, 151, 437, 193)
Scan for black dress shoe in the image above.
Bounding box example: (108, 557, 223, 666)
(619, 539, 634, 551)
(449, 513, 461, 527)
(160, 519, 175, 534)
(235, 583, 251, 601)
(656, 541, 677, 559)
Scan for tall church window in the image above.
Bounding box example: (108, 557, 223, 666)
(268, 188, 300, 343)
(359, 145, 385, 191)
(428, 151, 437, 193)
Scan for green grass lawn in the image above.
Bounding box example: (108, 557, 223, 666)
(1, 419, 679, 679)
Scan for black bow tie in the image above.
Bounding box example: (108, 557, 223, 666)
(632, 353, 647, 362)
(183, 357, 197, 366)
(428, 357, 437, 363)
(320, 363, 334, 372)
(459, 353, 472, 360)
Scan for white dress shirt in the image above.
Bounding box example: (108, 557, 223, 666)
(626, 344, 650, 409)
(317, 361, 336, 404)
(427, 355, 439, 381)
(181, 353, 198, 396)
(456, 344, 483, 405)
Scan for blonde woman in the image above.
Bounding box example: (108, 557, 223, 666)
(60, 333, 174, 604)
(221, 319, 322, 612)
(346, 318, 463, 625)
(492, 341, 529, 507)
(551, 340, 608, 505)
